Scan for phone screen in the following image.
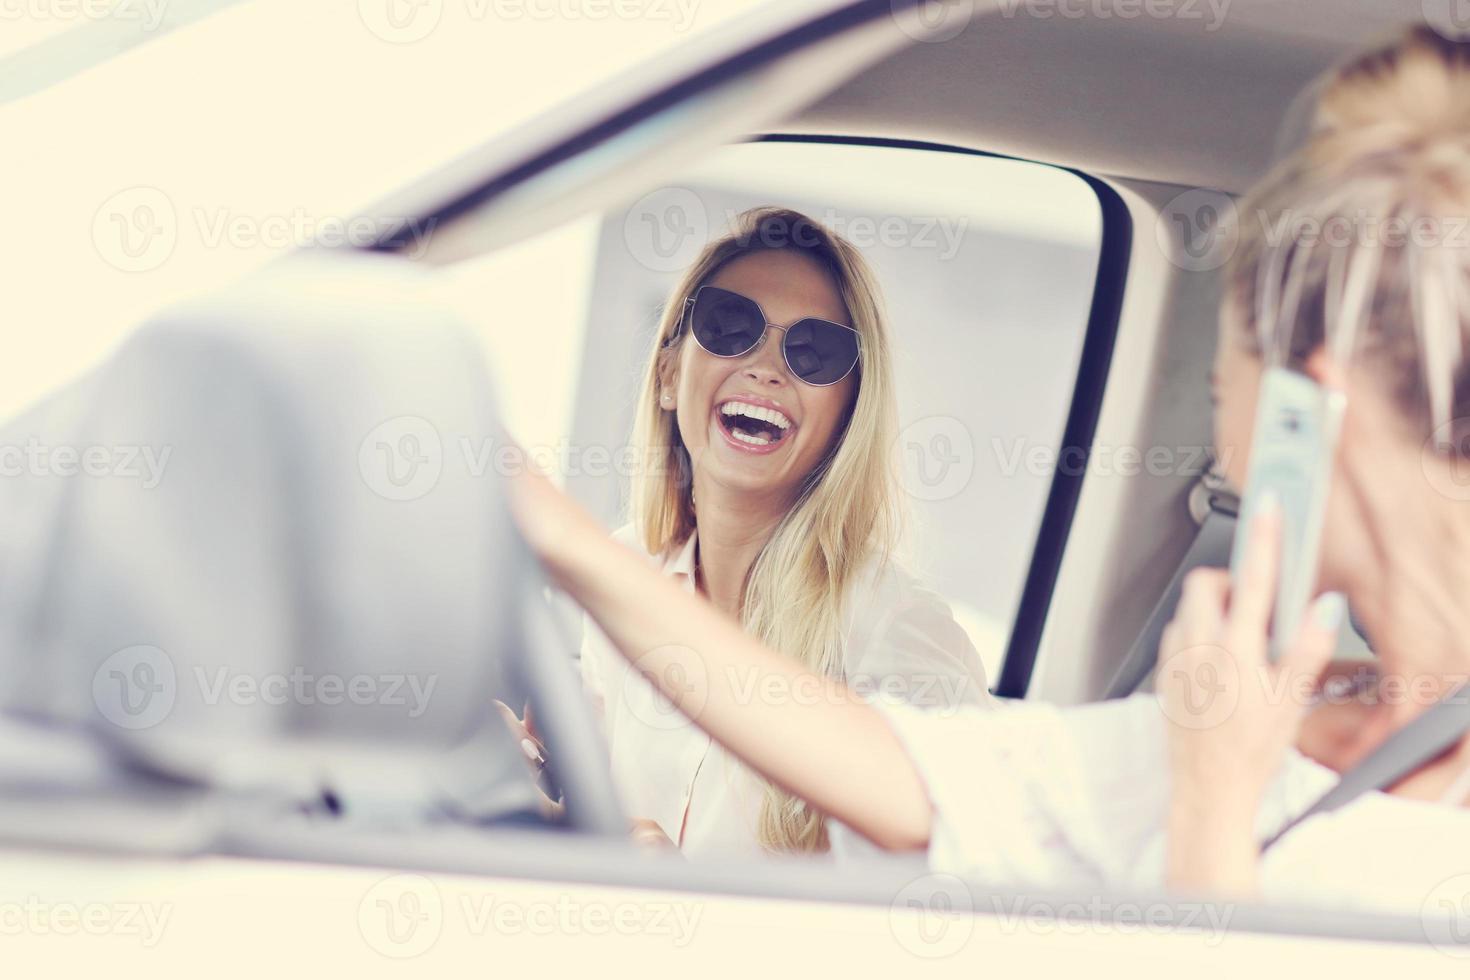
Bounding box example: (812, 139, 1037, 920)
(1227, 367, 1345, 660)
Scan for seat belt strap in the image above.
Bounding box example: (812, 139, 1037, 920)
(1102, 509, 1237, 699)
(1261, 683, 1470, 851)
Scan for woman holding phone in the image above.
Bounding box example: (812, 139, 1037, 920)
(567, 206, 991, 858)
(509, 27, 1470, 909)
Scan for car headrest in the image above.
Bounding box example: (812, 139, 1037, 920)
(0, 252, 541, 816)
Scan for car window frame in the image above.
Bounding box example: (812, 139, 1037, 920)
(748, 133, 1131, 699)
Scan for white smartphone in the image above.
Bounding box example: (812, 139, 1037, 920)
(1228, 366, 1345, 660)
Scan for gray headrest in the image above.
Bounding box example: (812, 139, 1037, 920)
(0, 253, 536, 813)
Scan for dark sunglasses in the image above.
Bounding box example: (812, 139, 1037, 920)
(671, 285, 861, 387)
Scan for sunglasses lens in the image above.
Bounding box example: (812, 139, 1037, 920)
(783, 319, 860, 385)
(692, 288, 765, 357)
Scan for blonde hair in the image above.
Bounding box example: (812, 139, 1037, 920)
(1227, 27, 1470, 453)
(629, 207, 902, 853)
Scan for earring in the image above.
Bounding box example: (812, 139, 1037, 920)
(660, 393, 673, 406)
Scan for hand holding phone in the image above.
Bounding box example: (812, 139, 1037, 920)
(1227, 366, 1345, 661)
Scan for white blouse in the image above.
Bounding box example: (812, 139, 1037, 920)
(580, 524, 993, 860)
(874, 692, 1470, 916)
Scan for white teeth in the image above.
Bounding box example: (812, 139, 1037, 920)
(730, 429, 772, 446)
(719, 401, 791, 430)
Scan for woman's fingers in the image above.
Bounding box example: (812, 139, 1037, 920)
(492, 698, 524, 735)
(1229, 493, 1283, 636)
(493, 698, 547, 765)
(630, 818, 681, 853)
(1174, 568, 1229, 639)
(1279, 592, 1346, 690)
(1156, 570, 1227, 694)
(522, 700, 541, 744)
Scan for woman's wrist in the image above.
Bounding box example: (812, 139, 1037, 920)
(1166, 794, 1262, 897)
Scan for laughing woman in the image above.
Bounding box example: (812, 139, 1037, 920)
(580, 207, 991, 858)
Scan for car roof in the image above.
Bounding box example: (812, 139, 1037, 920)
(793, 0, 1429, 193)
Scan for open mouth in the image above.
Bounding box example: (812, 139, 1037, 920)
(716, 399, 793, 449)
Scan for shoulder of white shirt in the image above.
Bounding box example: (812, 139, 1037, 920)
(610, 522, 936, 595)
(610, 522, 664, 565)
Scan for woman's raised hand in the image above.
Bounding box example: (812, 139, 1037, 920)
(1158, 496, 1343, 895)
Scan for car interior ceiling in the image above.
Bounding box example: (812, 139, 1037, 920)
(792, 0, 1421, 192)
